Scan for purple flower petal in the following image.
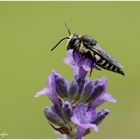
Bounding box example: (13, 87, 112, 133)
(75, 76, 87, 94)
(77, 66, 88, 81)
(84, 77, 107, 104)
(103, 93, 117, 103)
(35, 71, 68, 105)
(44, 108, 65, 126)
(62, 101, 73, 122)
(68, 80, 79, 100)
(64, 50, 95, 78)
(72, 103, 88, 123)
(35, 88, 60, 105)
(64, 49, 77, 68)
(87, 109, 97, 123)
(46, 89, 61, 105)
(49, 70, 68, 99)
(80, 80, 94, 103)
(93, 109, 109, 125)
(82, 58, 94, 72)
(89, 83, 106, 102)
(71, 103, 98, 138)
(76, 123, 98, 139)
(47, 71, 61, 104)
(47, 70, 56, 91)
(54, 73, 68, 98)
(71, 103, 99, 125)
(91, 93, 116, 109)
(35, 88, 48, 97)
(72, 50, 95, 71)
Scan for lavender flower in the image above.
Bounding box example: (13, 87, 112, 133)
(64, 49, 95, 80)
(35, 50, 116, 139)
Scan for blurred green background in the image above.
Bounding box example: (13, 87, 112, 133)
(0, 1, 140, 138)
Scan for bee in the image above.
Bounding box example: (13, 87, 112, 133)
(51, 24, 125, 76)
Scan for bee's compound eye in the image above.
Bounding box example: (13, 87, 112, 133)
(93, 40, 97, 46)
(81, 35, 97, 46)
(93, 42, 96, 46)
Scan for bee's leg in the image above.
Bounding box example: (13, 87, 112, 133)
(90, 65, 101, 77)
(90, 68, 93, 77)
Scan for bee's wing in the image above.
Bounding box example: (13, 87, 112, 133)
(91, 44, 123, 69)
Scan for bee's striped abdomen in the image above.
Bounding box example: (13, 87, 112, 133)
(94, 54, 124, 75)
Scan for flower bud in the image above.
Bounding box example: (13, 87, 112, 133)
(93, 109, 109, 125)
(44, 108, 65, 126)
(54, 73, 68, 98)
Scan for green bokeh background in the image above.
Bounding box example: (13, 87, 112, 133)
(0, 1, 140, 138)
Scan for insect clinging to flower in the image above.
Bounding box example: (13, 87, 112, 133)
(51, 24, 125, 76)
(37, 24, 119, 139)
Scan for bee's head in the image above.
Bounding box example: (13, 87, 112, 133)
(67, 34, 79, 50)
(80, 35, 97, 47)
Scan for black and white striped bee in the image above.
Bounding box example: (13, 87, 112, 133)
(51, 24, 125, 76)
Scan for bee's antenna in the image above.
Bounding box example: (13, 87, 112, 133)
(64, 23, 71, 36)
(51, 37, 70, 51)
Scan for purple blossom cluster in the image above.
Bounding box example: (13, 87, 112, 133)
(35, 50, 116, 139)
